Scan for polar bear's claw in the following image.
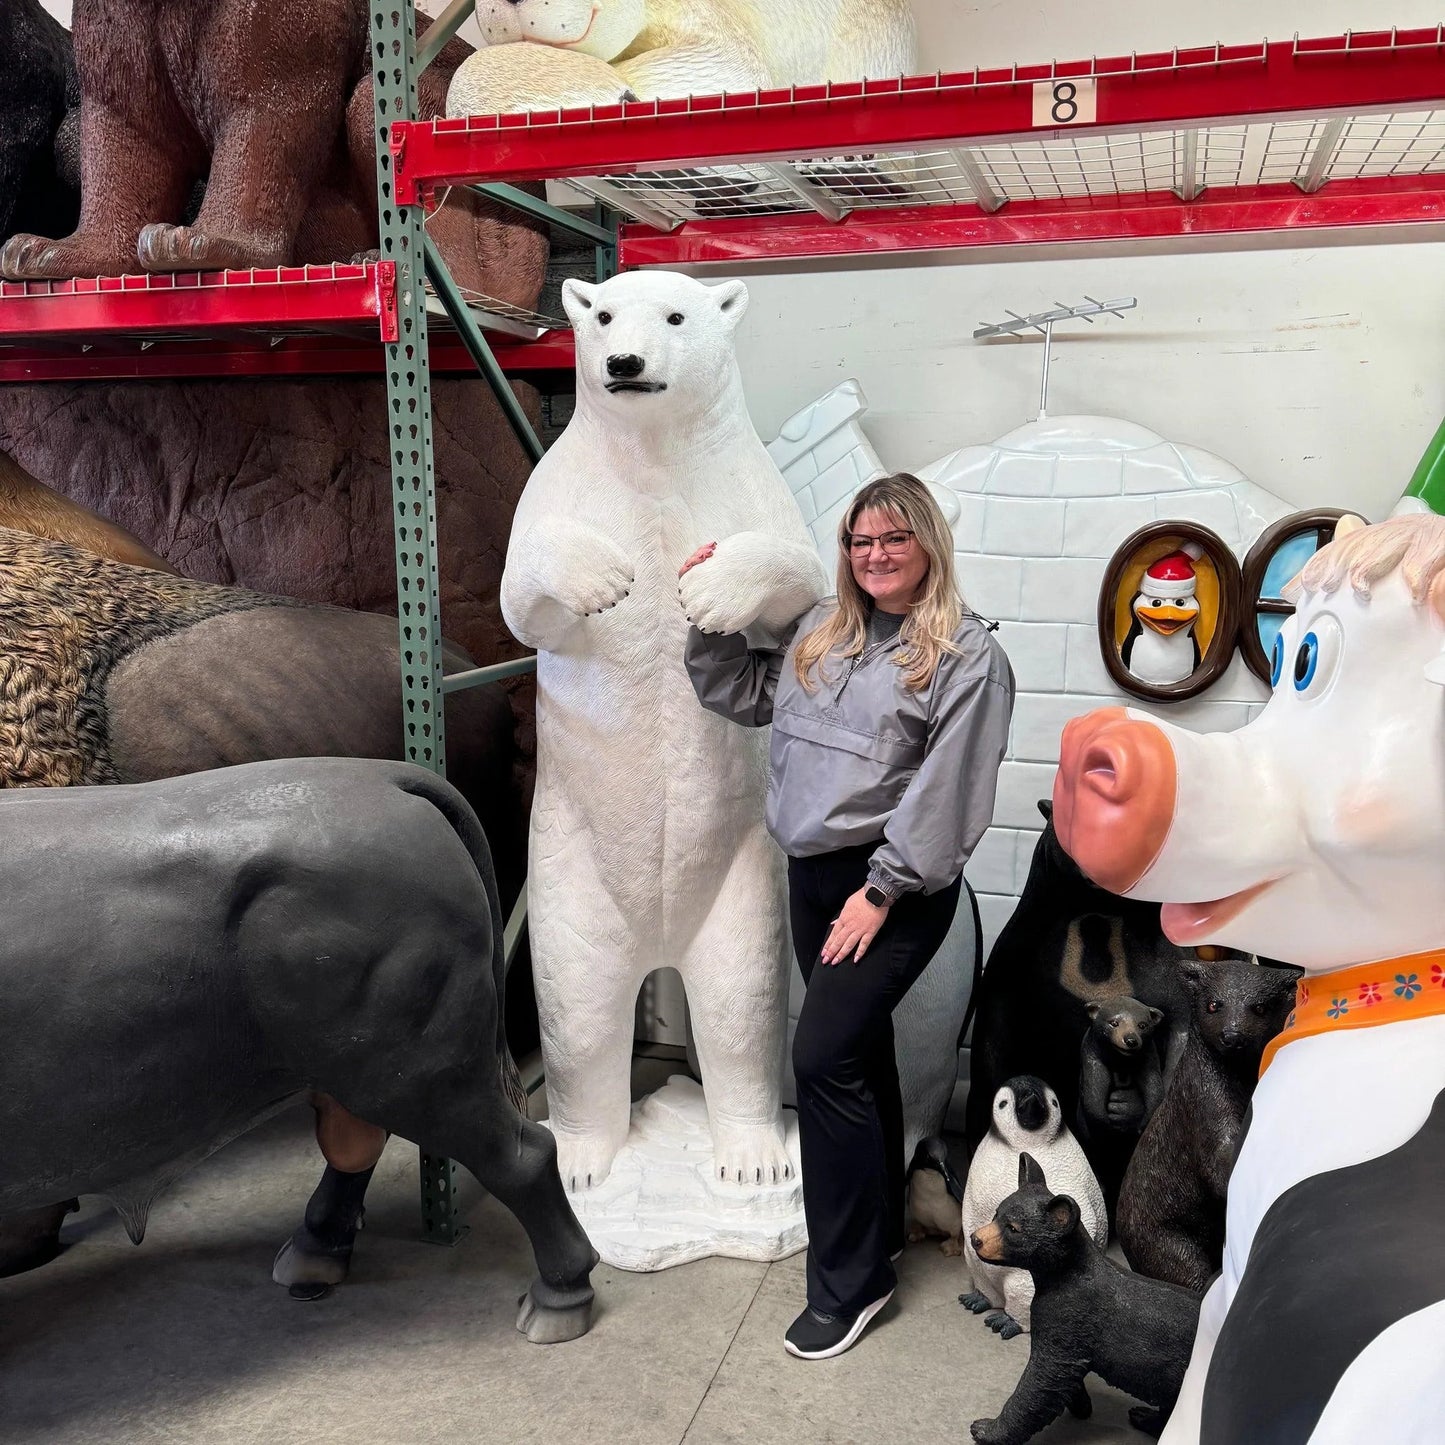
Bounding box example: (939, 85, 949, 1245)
(555, 1132, 624, 1193)
(710, 1120, 793, 1191)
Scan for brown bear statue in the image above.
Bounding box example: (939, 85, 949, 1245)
(0, 0, 544, 305)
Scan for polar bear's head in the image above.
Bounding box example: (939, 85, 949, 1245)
(563, 272, 750, 422)
(471, 0, 645, 62)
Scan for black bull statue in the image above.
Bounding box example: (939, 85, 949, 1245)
(0, 755, 597, 1343)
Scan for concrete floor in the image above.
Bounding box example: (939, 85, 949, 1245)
(0, 1094, 1145, 1445)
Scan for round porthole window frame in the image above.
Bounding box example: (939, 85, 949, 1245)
(1097, 520, 1244, 704)
(1237, 508, 1354, 686)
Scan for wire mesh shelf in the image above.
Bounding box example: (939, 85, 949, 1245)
(399, 26, 1445, 263)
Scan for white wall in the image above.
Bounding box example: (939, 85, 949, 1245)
(729, 244, 1445, 525)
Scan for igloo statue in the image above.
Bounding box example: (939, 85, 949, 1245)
(919, 415, 1293, 956)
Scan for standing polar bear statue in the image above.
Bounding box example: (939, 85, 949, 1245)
(501, 272, 828, 1229)
(449, 0, 916, 114)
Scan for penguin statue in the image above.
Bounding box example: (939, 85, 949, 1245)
(906, 1136, 966, 1255)
(1121, 546, 1203, 687)
(959, 1075, 1107, 1338)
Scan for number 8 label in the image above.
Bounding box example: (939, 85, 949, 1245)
(1032, 77, 1098, 127)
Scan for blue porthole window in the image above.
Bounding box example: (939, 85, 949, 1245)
(1240, 510, 1355, 686)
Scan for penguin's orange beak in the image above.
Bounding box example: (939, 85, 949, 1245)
(1136, 603, 1196, 636)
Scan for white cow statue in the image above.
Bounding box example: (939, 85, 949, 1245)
(1052, 510, 1445, 1444)
(501, 271, 828, 1202)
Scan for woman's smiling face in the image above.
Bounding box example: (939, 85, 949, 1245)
(848, 507, 928, 611)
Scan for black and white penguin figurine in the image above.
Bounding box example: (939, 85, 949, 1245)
(960, 1075, 1107, 1338)
(1121, 546, 1203, 686)
(906, 1136, 966, 1255)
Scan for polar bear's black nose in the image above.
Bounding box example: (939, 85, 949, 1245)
(607, 354, 646, 379)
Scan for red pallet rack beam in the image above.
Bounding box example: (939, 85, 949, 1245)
(0, 328, 575, 384)
(618, 172, 1445, 265)
(0, 263, 400, 345)
(392, 29, 1445, 199)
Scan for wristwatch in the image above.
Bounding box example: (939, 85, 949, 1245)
(864, 884, 893, 908)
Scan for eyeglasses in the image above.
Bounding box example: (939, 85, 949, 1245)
(845, 529, 915, 556)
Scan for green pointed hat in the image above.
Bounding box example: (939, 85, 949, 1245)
(1397, 415, 1445, 517)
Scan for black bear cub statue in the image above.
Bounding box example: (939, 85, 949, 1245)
(1078, 995, 1165, 1139)
(1116, 957, 1299, 1292)
(1076, 994, 1165, 1217)
(968, 1154, 1201, 1445)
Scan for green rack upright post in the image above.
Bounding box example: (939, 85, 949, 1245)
(369, 0, 465, 1247)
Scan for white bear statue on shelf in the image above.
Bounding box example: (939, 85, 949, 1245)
(501, 271, 828, 1223)
(448, 0, 917, 114)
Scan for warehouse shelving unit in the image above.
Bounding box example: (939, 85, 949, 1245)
(3, 8, 1444, 1243)
(395, 27, 1445, 268)
(0, 263, 575, 382)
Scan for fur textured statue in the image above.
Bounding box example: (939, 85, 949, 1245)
(0, 526, 522, 902)
(448, 0, 916, 114)
(1076, 993, 1166, 1219)
(1116, 959, 1297, 1292)
(0, 0, 545, 299)
(0, 448, 174, 574)
(960, 1076, 1106, 1339)
(500, 270, 828, 1194)
(0, 0, 79, 244)
(969, 1154, 1201, 1445)
(967, 801, 1248, 1157)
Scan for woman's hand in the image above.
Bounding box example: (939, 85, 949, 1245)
(821, 887, 890, 965)
(678, 541, 717, 578)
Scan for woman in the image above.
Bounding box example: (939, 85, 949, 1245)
(681, 472, 1014, 1360)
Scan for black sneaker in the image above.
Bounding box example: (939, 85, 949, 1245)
(783, 1290, 894, 1360)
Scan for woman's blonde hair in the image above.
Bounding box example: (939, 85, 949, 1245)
(793, 473, 964, 693)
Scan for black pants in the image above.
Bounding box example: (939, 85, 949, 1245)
(789, 841, 961, 1316)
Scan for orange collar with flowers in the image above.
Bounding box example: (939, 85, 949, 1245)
(1260, 948, 1445, 1077)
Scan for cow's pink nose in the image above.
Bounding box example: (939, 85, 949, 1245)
(1053, 708, 1176, 894)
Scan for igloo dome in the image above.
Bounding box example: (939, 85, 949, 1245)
(768, 388, 1295, 951)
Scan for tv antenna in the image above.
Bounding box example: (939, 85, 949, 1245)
(974, 296, 1137, 420)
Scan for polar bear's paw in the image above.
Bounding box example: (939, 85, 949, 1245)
(554, 1131, 624, 1193)
(680, 532, 802, 636)
(709, 1119, 794, 1188)
(539, 526, 635, 618)
(561, 558, 634, 618)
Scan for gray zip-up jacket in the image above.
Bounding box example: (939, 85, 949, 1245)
(685, 600, 1015, 897)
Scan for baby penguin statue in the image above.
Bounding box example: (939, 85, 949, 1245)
(960, 1076, 1106, 1337)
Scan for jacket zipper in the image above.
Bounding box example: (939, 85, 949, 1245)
(834, 636, 899, 703)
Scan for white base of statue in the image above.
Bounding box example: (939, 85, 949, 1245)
(541, 1075, 807, 1272)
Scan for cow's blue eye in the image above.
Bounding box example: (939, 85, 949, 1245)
(1270, 632, 1285, 687)
(1293, 632, 1320, 690)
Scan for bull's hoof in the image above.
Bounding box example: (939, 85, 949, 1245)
(0, 1200, 78, 1278)
(272, 1232, 353, 1293)
(288, 1281, 334, 1303)
(515, 1278, 595, 1344)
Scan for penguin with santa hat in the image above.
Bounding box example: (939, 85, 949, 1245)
(1121, 544, 1204, 687)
